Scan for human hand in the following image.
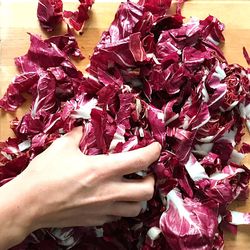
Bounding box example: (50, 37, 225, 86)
(13, 127, 161, 240)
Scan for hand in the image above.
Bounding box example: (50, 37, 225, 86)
(0, 127, 161, 249)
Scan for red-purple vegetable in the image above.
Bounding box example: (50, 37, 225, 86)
(37, 0, 63, 31)
(243, 47, 250, 65)
(37, 0, 94, 32)
(1, 0, 250, 249)
(63, 0, 95, 32)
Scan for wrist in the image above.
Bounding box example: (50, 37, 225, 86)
(0, 174, 39, 249)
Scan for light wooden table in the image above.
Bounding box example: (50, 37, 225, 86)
(0, 0, 249, 249)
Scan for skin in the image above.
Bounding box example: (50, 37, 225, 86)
(0, 127, 161, 249)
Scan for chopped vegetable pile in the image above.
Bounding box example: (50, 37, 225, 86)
(37, 0, 94, 32)
(1, 0, 250, 249)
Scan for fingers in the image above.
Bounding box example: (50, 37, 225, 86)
(115, 175, 155, 202)
(93, 142, 161, 176)
(88, 215, 120, 226)
(59, 215, 120, 228)
(110, 201, 144, 217)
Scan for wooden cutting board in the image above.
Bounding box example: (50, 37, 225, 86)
(0, 0, 249, 249)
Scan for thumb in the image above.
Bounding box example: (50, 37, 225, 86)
(62, 126, 83, 148)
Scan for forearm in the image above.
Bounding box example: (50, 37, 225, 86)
(0, 176, 36, 249)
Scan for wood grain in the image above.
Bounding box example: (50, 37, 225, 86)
(0, 0, 249, 249)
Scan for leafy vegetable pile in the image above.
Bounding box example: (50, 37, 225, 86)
(1, 0, 250, 249)
(37, 0, 95, 31)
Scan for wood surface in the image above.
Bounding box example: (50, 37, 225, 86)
(0, 0, 249, 249)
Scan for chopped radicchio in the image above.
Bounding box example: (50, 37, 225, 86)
(1, 0, 250, 249)
(243, 47, 250, 65)
(160, 188, 219, 250)
(37, 0, 94, 32)
(63, 0, 95, 32)
(45, 27, 84, 59)
(37, 0, 63, 31)
(0, 32, 83, 112)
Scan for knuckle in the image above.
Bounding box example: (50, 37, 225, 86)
(89, 167, 101, 183)
(91, 166, 108, 183)
(89, 157, 110, 179)
(80, 165, 100, 187)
